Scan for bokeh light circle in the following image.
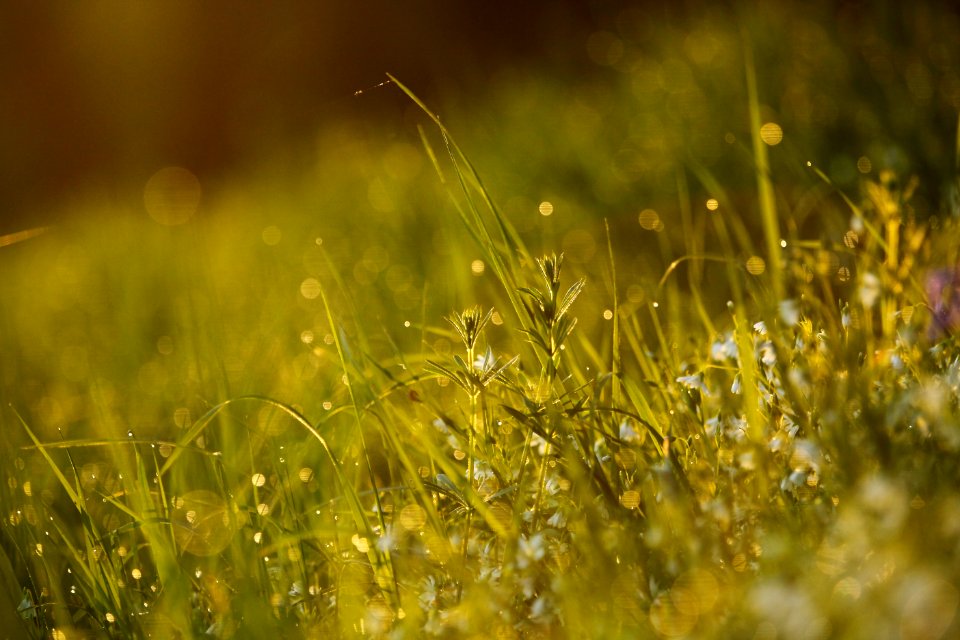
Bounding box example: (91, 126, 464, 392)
(144, 166, 201, 225)
(172, 490, 235, 556)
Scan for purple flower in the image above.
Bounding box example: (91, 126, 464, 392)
(926, 267, 960, 338)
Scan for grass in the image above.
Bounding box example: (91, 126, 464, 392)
(3, 8, 960, 639)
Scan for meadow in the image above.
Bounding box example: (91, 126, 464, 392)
(2, 4, 960, 638)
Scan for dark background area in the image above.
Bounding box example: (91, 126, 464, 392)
(0, 1, 594, 234)
(4, 1, 960, 237)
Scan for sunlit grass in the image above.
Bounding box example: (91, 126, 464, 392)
(3, 8, 960, 638)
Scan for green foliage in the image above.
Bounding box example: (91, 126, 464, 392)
(3, 10, 960, 639)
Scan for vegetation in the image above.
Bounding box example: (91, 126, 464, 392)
(2, 6, 960, 638)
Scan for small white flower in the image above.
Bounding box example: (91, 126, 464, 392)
(705, 415, 721, 437)
(419, 576, 438, 610)
(676, 373, 708, 394)
(779, 299, 799, 325)
(782, 413, 799, 438)
(472, 461, 495, 482)
(531, 595, 555, 622)
(531, 433, 550, 456)
(547, 510, 567, 528)
(711, 334, 738, 361)
(754, 321, 768, 335)
(545, 474, 564, 495)
(376, 527, 396, 552)
(619, 420, 639, 442)
(859, 272, 881, 308)
(730, 374, 742, 395)
(478, 565, 501, 584)
(759, 342, 777, 366)
(516, 533, 546, 569)
(780, 469, 808, 493)
(474, 347, 494, 371)
(519, 575, 537, 599)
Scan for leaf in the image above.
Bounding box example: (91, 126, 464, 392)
(557, 279, 585, 319)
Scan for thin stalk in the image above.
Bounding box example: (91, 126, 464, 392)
(459, 343, 477, 601)
(605, 219, 622, 406)
(743, 31, 783, 301)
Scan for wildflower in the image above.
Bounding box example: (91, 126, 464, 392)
(787, 368, 811, 399)
(781, 412, 800, 438)
(478, 565, 501, 584)
(531, 433, 550, 456)
(754, 321, 768, 335)
(789, 440, 821, 475)
(779, 299, 800, 325)
(474, 350, 491, 371)
(518, 575, 537, 599)
(530, 595, 556, 623)
(711, 334, 738, 361)
(546, 510, 567, 528)
(780, 469, 808, 494)
(859, 272, 881, 308)
(676, 373, 708, 394)
(705, 414, 721, 437)
(759, 342, 777, 367)
(516, 533, 546, 569)
(376, 526, 396, 552)
(419, 576, 439, 610)
(730, 373, 742, 395)
(891, 353, 904, 371)
(619, 420, 640, 442)
(544, 474, 565, 495)
(926, 266, 960, 338)
(472, 461, 495, 482)
(731, 415, 748, 433)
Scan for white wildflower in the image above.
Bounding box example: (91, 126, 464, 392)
(676, 373, 708, 394)
(472, 461, 495, 482)
(730, 373, 742, 395)
(711, 334, 738, 361)
(376, 527, 396, 552)
(531, 595, 556, 623)
(547, 510, 567, 528)
(619, 420, 639, 442)
(779, 299, 799, 325)
(419, 576, 438, 610)
(516, 533, 546, 569)
(531, 433, 550, 456)
(759, 342, 777, 366)
(705, 414, 721, 437)
(859, 272, 881, 308)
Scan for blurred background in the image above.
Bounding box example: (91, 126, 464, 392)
(3, 0, 960, 438)
(0, 0, 593, 233)
(4, 1, 959, 234)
